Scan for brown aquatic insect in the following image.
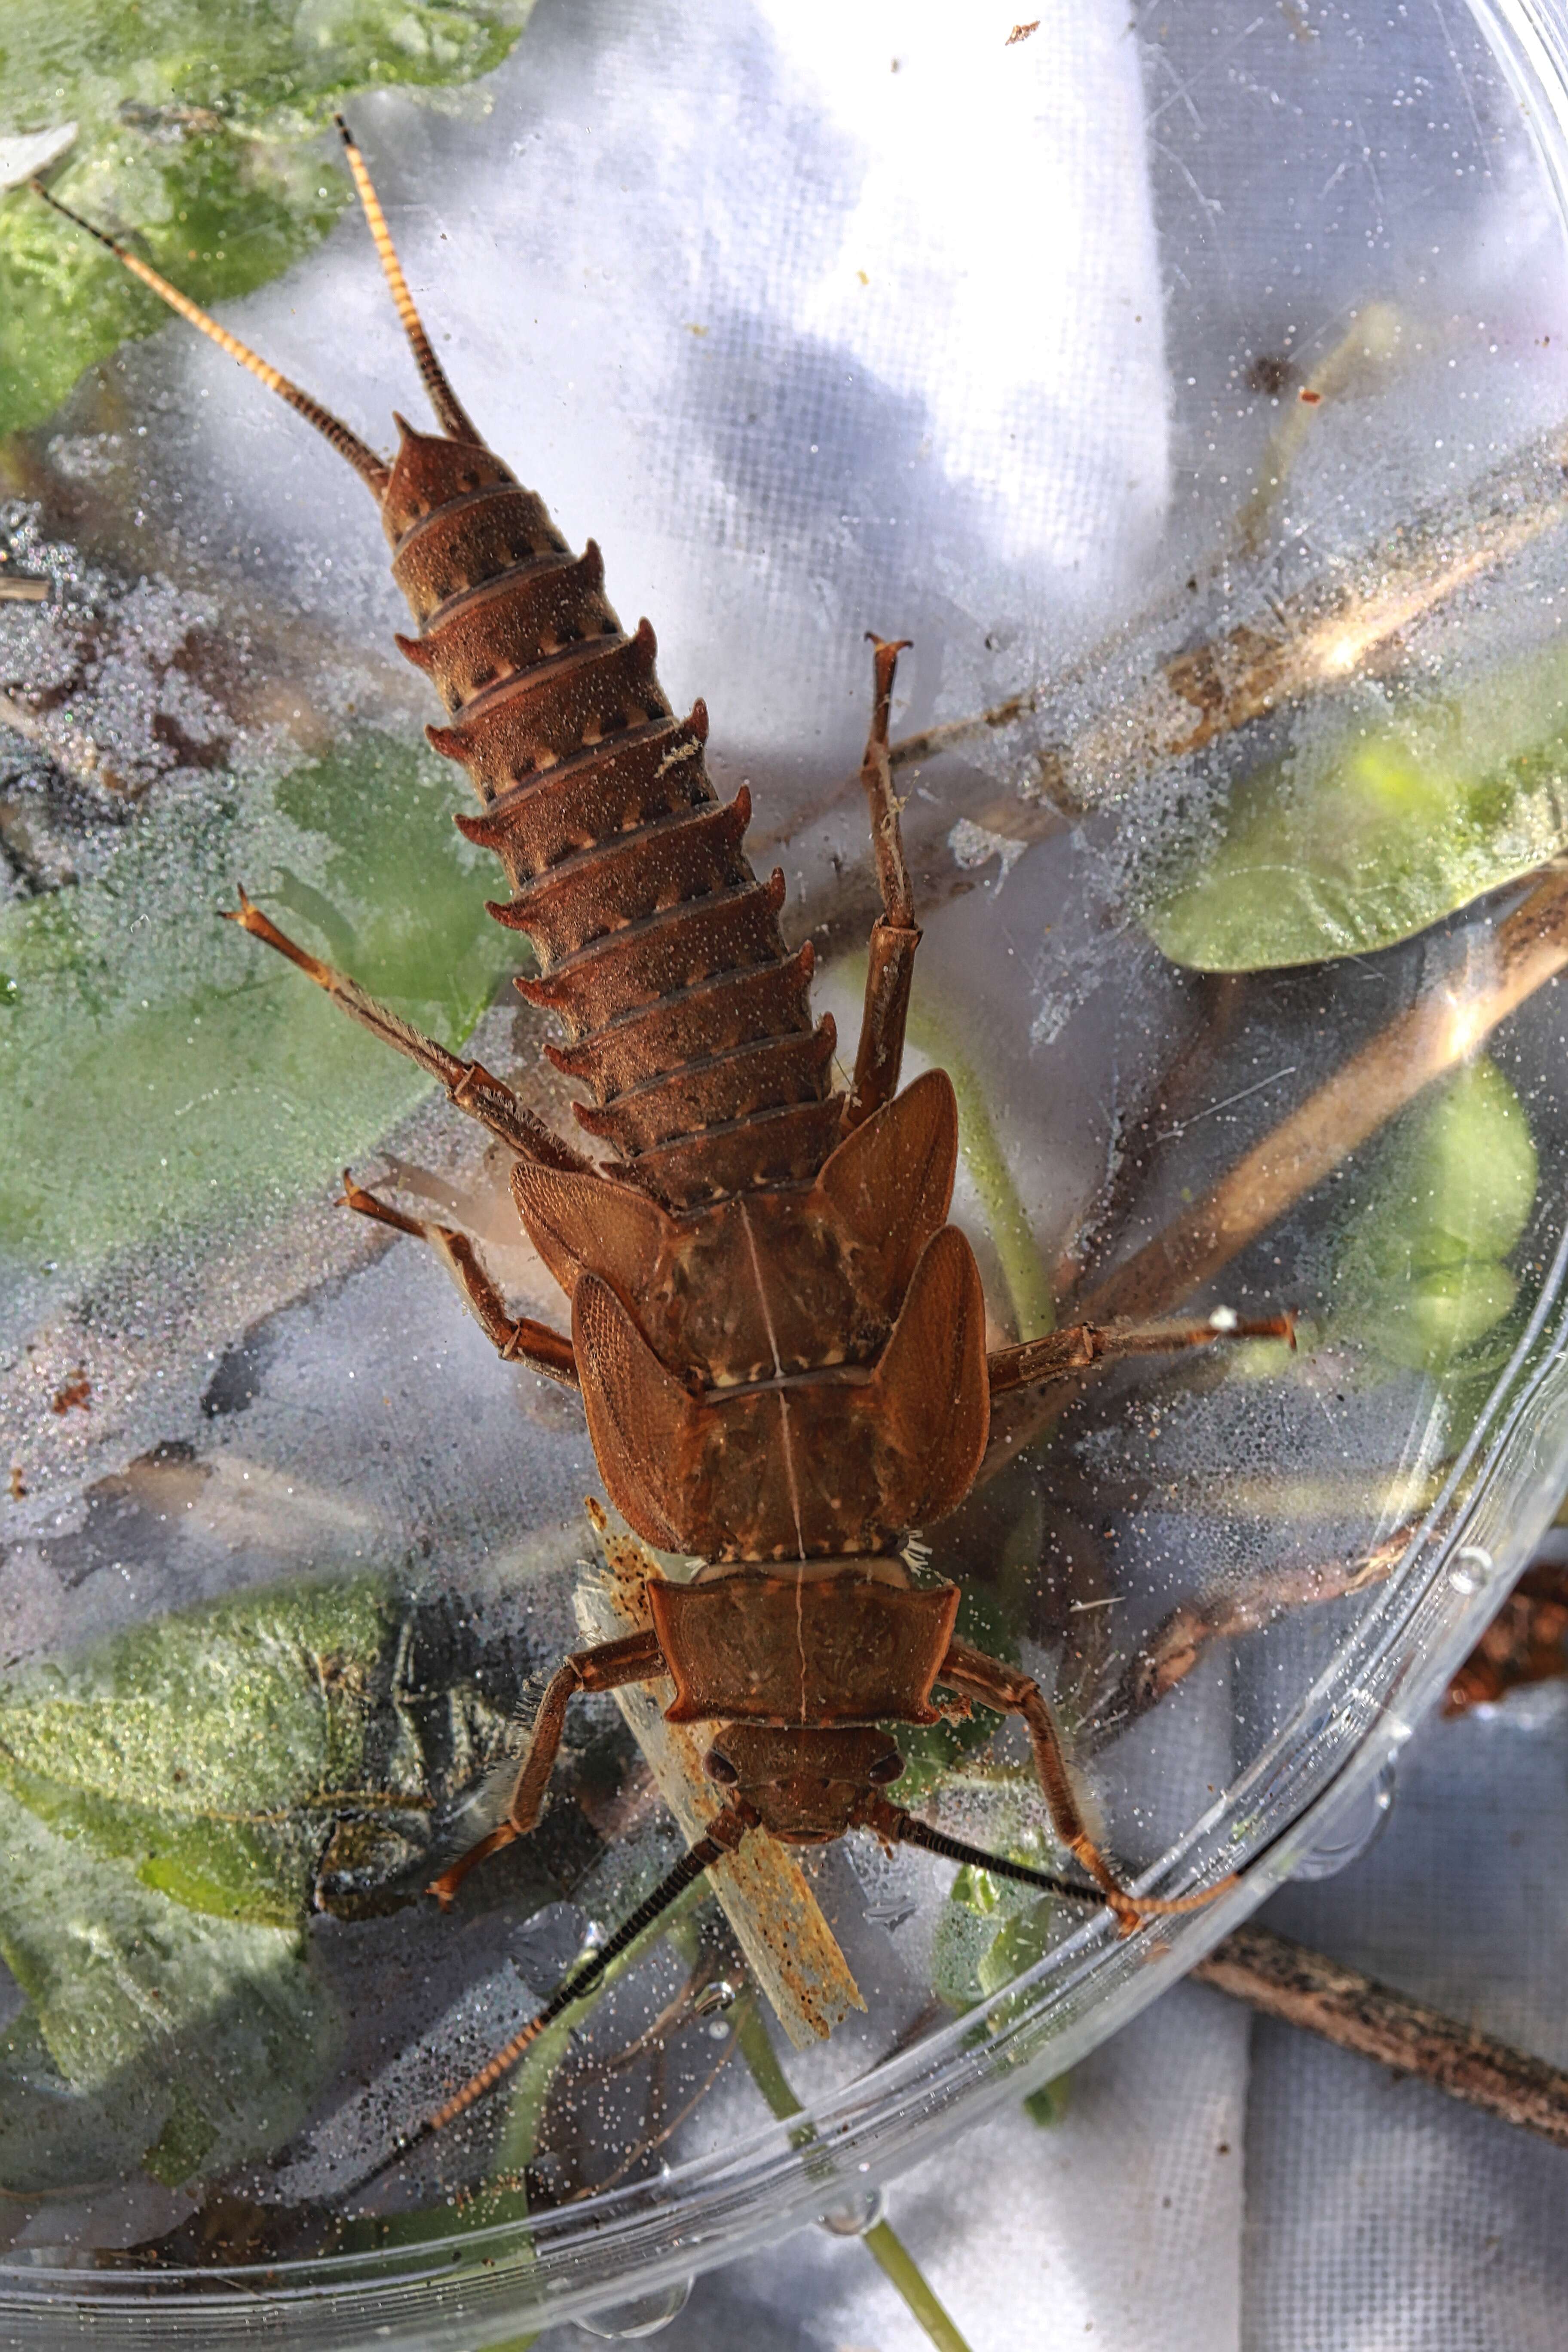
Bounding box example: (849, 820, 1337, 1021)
(32, 128, 1291, 2173)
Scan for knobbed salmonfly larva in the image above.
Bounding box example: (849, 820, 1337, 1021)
(31, 124, 1292, 2186)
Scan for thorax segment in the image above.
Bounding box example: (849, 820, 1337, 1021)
(647, 1560, 959, 1727)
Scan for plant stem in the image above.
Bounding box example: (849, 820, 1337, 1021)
(732, 1994, 976, 2352)
(732, 1992, 811, 2130)
(861, 2220, 975, 2352)
(908, 1001, 1054, 1341)
(1195, 1924, 1568, 2148)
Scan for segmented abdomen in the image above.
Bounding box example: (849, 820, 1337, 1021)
(382, 421, 841, 1208)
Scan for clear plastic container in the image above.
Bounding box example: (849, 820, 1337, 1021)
(6, 1, 1568, 2341)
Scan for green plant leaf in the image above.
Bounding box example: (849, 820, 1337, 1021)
(1332, 1055, 1538, 1373)
(1145, 646, 1568, 970)
(1022, 2075, 1070, 2127)
(0, 1572, 512, 1926)
(930, 1847, 1071, 2014)
(0, 727, 517, 1264)
(975, 1896, 1055, 1999)
(0, 0, 537, 438)
(0, 1784, 337, 2190)
(885, 1583, 1017, 1805)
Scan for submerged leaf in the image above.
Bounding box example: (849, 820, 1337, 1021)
(0, 728, 517, 1262)
(1146, 646, 1568, 970)
(0, 0, 538, 437)
(1333, 1055, 1538, 1373)
(1023, 2075, 1070, 2127)
(0, 1786, 337, 2190)
(930, 1849, 1069, 2016)
(887, 1583, 1019, 1804)
(0, 1573, 514, 1926)
(976, 1898, 1055, 1999)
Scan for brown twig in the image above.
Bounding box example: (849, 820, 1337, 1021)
(769, 421, 1568, 889)
(1097, 1525, 1415, 1745)
(559, 2030, 740, 2205)
(980, 858, 1568, 1475)
(977, 862, 1568, 1681)
(1194, 1924, 1568, 2149)
(1054, 972, 1250, 1297)
(977, 870, 1568, 1660)
(1080, 862, 1568, 1328)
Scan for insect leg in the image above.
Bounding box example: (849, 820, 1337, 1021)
(845, 634, 922, 1130)
(224, 886, 589, 1172)
(987, 1309, 1296, 1400)
(426, 1627, 667, 1909)
(334, 116, 481, 444)
(340, 1171, 577, 1385)
(932, 1637, 1242, 1931)
(360, 1805, 751, 2194)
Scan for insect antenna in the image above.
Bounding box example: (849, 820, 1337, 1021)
(27, 181, 391, 496)
(887, 1807, 1248, 1922)
(352, 1813, 747, 2197)
(885, 1810, 1105, 1905)
(334, 114, 481, 445)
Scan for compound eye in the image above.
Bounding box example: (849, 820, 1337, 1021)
(703, 1747, 739, 1785)
(867, 1750, 904, 1786)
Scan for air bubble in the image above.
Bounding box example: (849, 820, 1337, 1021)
(1290, 1758, 1397, 1880)
(818, 2187, 888, 2237)
(576, 2277, 692, 2338)
(1447, 1545, 1497, 1597)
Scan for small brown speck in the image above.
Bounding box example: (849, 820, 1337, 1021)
(1246, 353, 1292, 396)
(7, 1466, 24, 1501)
(51, 1374, 91, 1415)
(1298, 387, 1322, 405)
(1006, 18, 1040, 41)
